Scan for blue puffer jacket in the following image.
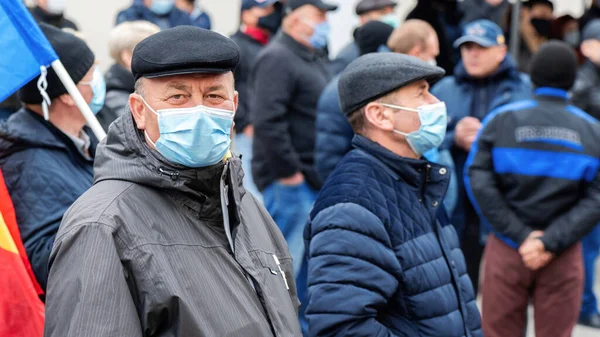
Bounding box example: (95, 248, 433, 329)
(305, 135, 482, 337)
(431, 55, 531, 234)
(116, 3, 192, 30)
(0, 109, 95, 290)
(314, 75, 354, 182)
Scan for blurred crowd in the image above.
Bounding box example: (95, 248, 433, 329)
(3, 0, 600, 336)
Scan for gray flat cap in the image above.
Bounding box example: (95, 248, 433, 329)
(356, 0, 397, 15)
(338, 53, 445, 116)
(583, 19, 600, 41)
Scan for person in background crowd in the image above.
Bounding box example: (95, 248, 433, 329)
(467, 41, 600, 337)
(231, 0, 282, 202)
(0, 24, 103, 292)
(406, 0, 463, 75)
(315, 20, 393, 182)
(250, 0, 337, 332)
(0, 95, 21, 121)
(460, 0, 509, 26)
(572, 19, 600, 329)
(330, 0, 397, 75)
(580, 0, 600, 32)
(432, 19, 531, 293)
(116, 0, 192, 30)
(30, 0, 78, 30)
(305, 52, 482, 337)
(550, 14, 585, 63)
(175, 0, 211, 29)
(514, 0, 554, 73)
(97, 21, 160, 131)
(44, 26, 302, 337)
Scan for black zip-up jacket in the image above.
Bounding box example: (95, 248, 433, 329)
(466, 87, 600, 254)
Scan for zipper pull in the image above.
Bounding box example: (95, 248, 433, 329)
(272, 254, 289, 290)
(223, 184, 229, 206)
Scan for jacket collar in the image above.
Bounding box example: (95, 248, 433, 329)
(534, 87, 569, 100)
(105, 63, 135, 92)
(351, 135, 450, 217)
(276, 32, 320, 61)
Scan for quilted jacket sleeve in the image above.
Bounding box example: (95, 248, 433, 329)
(465, 113, 534, 245)
(305, 203, 401, 337)
(315, 81, 354, 182)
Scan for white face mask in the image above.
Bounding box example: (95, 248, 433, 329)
(46, 0, 67, 14)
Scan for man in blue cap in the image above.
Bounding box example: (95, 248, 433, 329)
(231, 0, 282, 201)
(431, 19, 531, 292)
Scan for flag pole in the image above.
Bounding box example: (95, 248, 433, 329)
(50, 59, 107, 140)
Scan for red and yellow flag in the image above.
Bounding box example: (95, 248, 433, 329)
(0, 169, 44, 337)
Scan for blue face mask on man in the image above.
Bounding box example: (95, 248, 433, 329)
(79, 67, 106, 115)
(382, 102, 448, 157)
(303, 19, 330, 50)
(150, 0, 175, 15)
(141, 97, 234, 168)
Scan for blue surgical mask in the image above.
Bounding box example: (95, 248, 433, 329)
(141, 98, 234, 168)
(305, 21, 330, 50)
(383, 102, 447, 157)
(79, 67, 106, 115)
(150, 0, 175, 15)
(379, 13, 399, 28)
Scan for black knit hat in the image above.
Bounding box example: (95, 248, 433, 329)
(354, 20, 394, 56)
(529, 41, 577, 90)
(19, 23, 95, 104)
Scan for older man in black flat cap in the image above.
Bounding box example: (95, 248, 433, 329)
(44, 26, 302, 337)
(304, 53, 482, 336)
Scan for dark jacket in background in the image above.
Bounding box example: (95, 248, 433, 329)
(572, 61, 600, 120)
(406, 0, 464, 75)
(460, 0, 509, 26)
(0, 109, 96, 290)
(329, 41, 359, 76)
(305, 135, 482, 337)
(97, 63, 135, 131)
(44, 111, 302, 337)
(466, 88, 600, 254)
(580, 5, 600, 32)
(251, 32, 330, 191)
(431, 56, 531, 233)
(314, 75, 353, 182)
(116, 3, 192, 30)
(30, 6, 78, 30)
(230, 30, 265, 134)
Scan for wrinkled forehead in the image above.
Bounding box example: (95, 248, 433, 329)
(144, 72, 235, 93)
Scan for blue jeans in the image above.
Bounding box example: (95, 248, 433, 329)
(581, 224, 600, 316)
(263, 181, 317, 336)
(234, 133, 262, 203)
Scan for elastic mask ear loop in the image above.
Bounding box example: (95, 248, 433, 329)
(37, 66, 51, 121)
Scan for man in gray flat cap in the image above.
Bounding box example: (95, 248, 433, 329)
(304, 53, 482, 336)
(44, 26, 302, 337)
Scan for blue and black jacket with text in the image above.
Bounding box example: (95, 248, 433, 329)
(465, 87, 600, 254)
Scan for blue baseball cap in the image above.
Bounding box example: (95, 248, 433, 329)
(241, 0, 279, 11)
(453, 19, 506, 49)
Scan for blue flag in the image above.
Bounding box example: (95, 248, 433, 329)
(0, 0, 58, 102)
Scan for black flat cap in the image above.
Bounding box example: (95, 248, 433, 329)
(583, 19, 600, 41)
(356, 0, 397, 15)
(338, 53, 445, 116)
(286, 0, 338, 12)
(131, 26, 240, 81)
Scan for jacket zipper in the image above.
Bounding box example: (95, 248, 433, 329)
(158, 167, 180, 180)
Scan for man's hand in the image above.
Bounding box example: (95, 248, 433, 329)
(486, 0, 504, 6)
(519, 231, 553, 270)
(242, 125, 254, 137)
(279, 172, 304, 186)
(454, 117, 482, 151)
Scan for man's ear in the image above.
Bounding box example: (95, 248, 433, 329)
(233, 90, 239, 116)
(407, 45, 422, 58)
(57, 93, 76, 107)
(129, 94, 147, 130)
(364, 102, 394, 131)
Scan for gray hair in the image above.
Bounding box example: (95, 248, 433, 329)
(108, 21, 160, 65)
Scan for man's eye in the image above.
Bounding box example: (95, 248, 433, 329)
(171, 94, 184, 100)
(208, 94, 222, 99)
